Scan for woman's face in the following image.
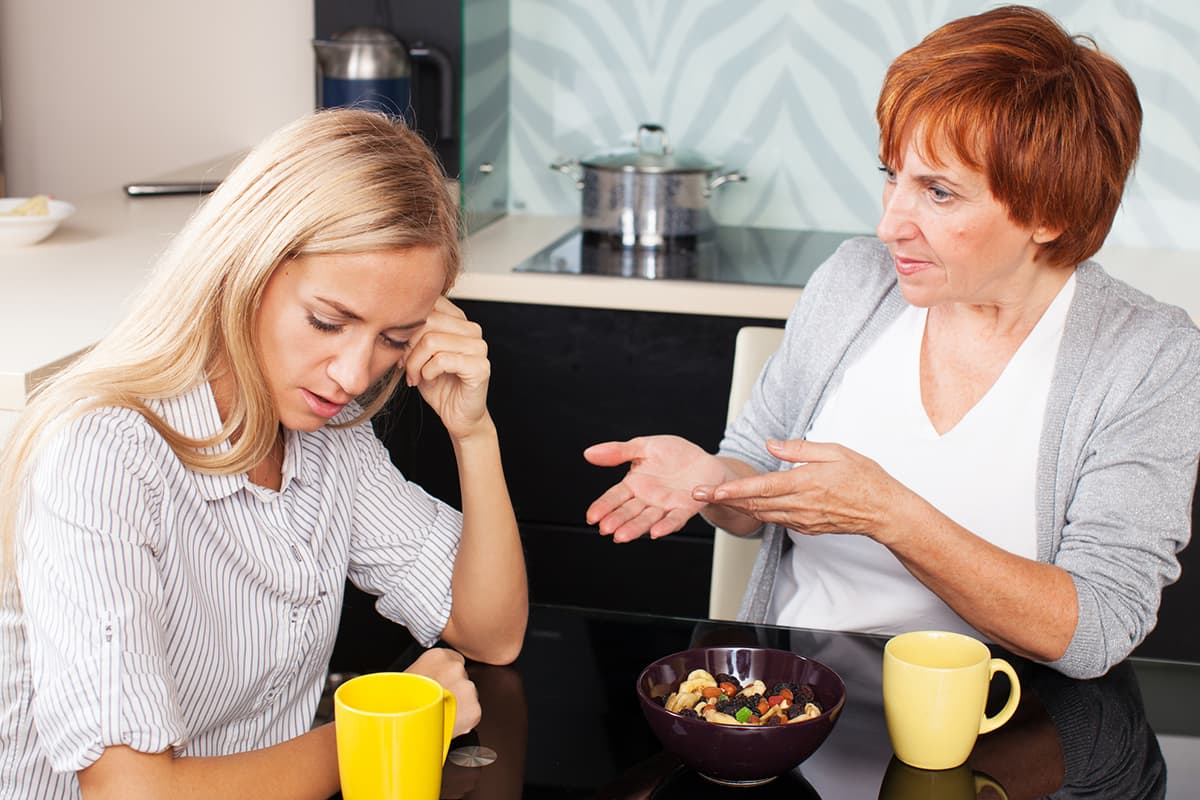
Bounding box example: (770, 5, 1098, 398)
(255, 247, 447, 431)
(876, 137, 1055, 309)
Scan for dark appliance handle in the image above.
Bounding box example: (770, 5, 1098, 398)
(409, 42, 455, 140)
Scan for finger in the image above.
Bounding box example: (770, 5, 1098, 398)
(613, 505, 667, 543)
(649, 508, 691, 539)
(710, 472, 781, 503)
(406, 326, 487, 369)
(586, 483, 634, 524)
(766, 438, 840, 463)
(440, 648, 466, 665)
(411, 350, 490, 388)
(597, 498, 647, 537)
(583, 440, 640, 467)
(420, 310, 481, 341)
(433, 295, 468, 320)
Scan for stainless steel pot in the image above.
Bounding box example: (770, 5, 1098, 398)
(550, 124, 746, 247)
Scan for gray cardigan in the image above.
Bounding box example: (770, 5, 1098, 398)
(720, 237, 1200, 679)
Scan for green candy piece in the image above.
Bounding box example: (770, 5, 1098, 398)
(734, 706, 753, 723)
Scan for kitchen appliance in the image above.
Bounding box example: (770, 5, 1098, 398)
(515, 225, 863, 287)
(313, 26, 454, 141)
(550, 124, 746, 247)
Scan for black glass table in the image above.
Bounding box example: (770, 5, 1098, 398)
(330, 603, 1200, 799)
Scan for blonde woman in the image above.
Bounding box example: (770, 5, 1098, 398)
(0, 109, 528, 799)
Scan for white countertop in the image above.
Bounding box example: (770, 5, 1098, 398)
(3, 159, 1199, 411)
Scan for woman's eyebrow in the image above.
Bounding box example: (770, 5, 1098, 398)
(314, 296, 426, 330)
(315, 296, 364, 321)
(913, 170, 965, 189)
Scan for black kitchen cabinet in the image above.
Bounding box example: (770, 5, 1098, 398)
(376, 299, 782, 599)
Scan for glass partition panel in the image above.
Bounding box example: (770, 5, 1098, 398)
(460, 0, 510, 233)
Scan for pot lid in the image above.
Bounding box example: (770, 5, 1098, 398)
(581, 124, 722, 173)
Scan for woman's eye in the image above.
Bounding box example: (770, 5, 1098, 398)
(877, 164, 897, 182)
(380, 335, 409, 351)
(928, 185, 953, 202)
(307, 314, 342, 334)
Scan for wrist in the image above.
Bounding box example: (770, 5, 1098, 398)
(870, 483, 924, 548)
(449, 415, 500, 453)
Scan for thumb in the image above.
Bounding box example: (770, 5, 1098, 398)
(583, 440, 639, 467)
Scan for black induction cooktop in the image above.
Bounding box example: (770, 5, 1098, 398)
(513, 226, 866, 288)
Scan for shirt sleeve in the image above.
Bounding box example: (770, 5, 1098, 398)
(343, 422, 462, 647)
(1050, 323, 1200, 678)
(719, 275, 823, 472)
(19, 410, 186, 773)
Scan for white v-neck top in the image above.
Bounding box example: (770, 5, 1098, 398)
(771, 274, 1076, 635)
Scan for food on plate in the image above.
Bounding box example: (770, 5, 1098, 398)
(0, 195, 52, 216)
(656, 669, 822, 726)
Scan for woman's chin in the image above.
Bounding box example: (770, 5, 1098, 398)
(896, 282, 939, 308)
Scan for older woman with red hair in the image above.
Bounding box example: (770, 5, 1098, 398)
(585, 5, 1200, 679)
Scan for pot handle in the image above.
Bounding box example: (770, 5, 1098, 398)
(637, 123, 670, 155)
(549, 158, 584, 190)
(708, 170, 748, 192)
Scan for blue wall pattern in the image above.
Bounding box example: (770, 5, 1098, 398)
(499, 0, 1200, 250)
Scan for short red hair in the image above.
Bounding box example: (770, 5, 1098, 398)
(876, 5, 1141, 267)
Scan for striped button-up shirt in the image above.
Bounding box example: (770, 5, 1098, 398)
(1, 382, 461, 798)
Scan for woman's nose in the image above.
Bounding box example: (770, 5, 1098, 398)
(876, 185, 917, 244)
(326, 342, 373, 397)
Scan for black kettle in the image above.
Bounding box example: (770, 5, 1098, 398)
(313, 26, 454, 140)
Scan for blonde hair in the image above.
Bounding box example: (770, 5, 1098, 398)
(0, 108, 461, 576)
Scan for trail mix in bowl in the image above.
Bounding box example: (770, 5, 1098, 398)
(655, 669, 823, 725)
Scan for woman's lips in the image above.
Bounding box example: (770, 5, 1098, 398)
(301, 388, 347, 419)
(893, 255, 933, 276)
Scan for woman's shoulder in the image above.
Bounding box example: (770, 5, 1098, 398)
(1071, 261, 1200, 383)
(1076, 260, 1199, 335)
(30, 403, 171, 503)
(39, 403, 162, 460)
(788, 236, 896, 330)
(806, 236, 895, 295)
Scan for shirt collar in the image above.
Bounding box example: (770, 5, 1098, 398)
(151, 381, 316, 501)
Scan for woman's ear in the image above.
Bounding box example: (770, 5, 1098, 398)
(1033, 224, 1062, 244)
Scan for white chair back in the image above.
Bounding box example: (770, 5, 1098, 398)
(708, 325, 785, 620)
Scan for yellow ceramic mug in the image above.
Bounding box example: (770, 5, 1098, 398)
(334, 672, 457, 800)
(883, 631, 1020, 771)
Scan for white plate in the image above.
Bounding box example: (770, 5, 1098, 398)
(0, 197, 76, 247)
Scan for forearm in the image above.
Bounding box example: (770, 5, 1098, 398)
(80, 725, 339, 800)
(443, 416, 528, 664)
(878, 492, 1078, 662)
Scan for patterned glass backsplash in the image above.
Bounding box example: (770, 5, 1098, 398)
(504, 0, 1200, 251)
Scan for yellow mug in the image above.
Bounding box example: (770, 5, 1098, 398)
(334, 672, 457, 800)
(883, 631, 1020, 771)
(878, 756, 1008, 799)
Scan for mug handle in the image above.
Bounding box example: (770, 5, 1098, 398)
(441, 689, 458, 763)
(974, 773, 1009, 799)
(978, 658, 1021, 735)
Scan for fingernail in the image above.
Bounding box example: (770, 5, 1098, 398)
(692, 487, 710, 500)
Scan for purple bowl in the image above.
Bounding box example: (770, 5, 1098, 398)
(636, 646, 846, 786)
